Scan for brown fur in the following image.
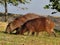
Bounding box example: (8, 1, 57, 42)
(18, 17, 56, 36)
(5, 13, 40, 33)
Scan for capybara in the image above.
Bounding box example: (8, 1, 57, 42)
(5, 13, 40, 34)
(18, 17, 56, 37)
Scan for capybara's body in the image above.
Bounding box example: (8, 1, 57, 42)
(19, 17, 56, 36)
(5, 13, 40, 33)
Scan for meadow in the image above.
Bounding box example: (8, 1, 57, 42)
(0, 22, 60, 45)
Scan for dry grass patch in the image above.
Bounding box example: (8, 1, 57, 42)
(0, 22, 60, 45)
(0, 22, 8, 31)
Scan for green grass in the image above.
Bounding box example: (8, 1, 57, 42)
(0, 22, 60, 45)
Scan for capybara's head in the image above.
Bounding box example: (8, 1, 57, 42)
(5, 22, 13, 34)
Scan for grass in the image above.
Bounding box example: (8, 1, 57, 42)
(0, 22, 60, 45)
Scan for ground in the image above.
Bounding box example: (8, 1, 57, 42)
(0, 22, 60, 45)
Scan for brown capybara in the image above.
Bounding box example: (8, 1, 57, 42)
(18, 17, 56, 37)
(5, 13, 40, 34)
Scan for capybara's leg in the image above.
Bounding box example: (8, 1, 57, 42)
(26, 30, 31, 36)
(46, 29, 52, 36)
(32, 32, 35, 35)
(29, 32, 35, 36)
(26, 30, 30, 35)
(29, 30, 35, 36)
(15, 28, 21, 34)
(51, 29, 56, 37)
(27, 31, 35, 36)
(36, 32, 39, 36)
(20, 30, 24, 35)
(20, 28, 27, 35)
(52, 31, 56, 37)
(46, 29, 56, 37)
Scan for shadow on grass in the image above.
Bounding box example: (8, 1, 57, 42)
(54, 29, 60, 34)
(0, 31, 28, 36)
(0, 30, 60, 37)
(0, 31, 5, 33)
(0, 31, 17, 35)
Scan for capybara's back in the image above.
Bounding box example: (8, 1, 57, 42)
(5, 13, 40, 34)
(20, 17, 56, 36)
(24, 17, 47, 32)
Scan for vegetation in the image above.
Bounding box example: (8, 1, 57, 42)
(0, 0, 31, 21)
(0, 22, 60, 45)
(44, 0, 60, 14)
(0, 0, 60, 45)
